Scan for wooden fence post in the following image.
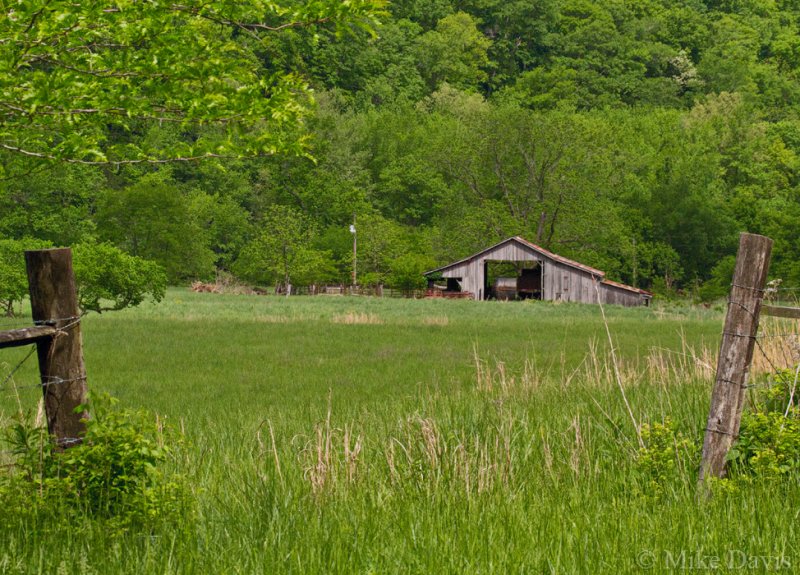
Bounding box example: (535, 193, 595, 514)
(25, 248, 88, 447)
(699, 233, 772, 482)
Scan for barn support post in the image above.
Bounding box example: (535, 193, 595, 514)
(699, 233, 772, 483)
(25, 248, 89, 448)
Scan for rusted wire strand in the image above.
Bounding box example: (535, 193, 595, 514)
(0, 344, 37, 389)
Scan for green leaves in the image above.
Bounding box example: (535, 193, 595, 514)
(416, 12, 491, 91)
(2, 393, 191, 528)
(0, 237, 52, 316)
(234, 204, 337, 287)
(0, 0, 384, 164)
(72, 242, 167, 313)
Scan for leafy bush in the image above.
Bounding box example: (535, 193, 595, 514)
(714, 371, 800, 482)
(0, 395, 191, 530)
(386, 253, 436, 292)
(0, 237, 52, 316)
(697, 255, 736, 302)
(73, 242, 167, 313)
(637, 418, 699, 492)
(0, 239, 165, 316)
(635, 377, 800, 492)
(728, 407, 800, 480)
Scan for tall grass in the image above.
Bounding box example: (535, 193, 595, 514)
(1, 291, 797, 574)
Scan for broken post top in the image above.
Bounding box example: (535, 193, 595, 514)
(730, 233, 773, 298)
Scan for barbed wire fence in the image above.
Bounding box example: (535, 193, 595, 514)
(0, 344, 40, 458)
(0, 249, 89, 463)
(747, 280, 800, 413)
(0, 314, 87, 458)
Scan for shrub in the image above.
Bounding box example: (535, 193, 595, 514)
(0, 237, 52, 316)
(73, 241, 167, 313)
(637, 418, 699, 491)
(1, 394, 191, 530)
(728, 407, 800, 480)
(386, 253, 436, 292)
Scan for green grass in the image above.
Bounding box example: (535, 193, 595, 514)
(1, 290, 797, 574)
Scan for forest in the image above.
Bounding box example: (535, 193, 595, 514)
(3, 0, 800, 299)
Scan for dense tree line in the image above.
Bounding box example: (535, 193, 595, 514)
(3, 0, 800, 297)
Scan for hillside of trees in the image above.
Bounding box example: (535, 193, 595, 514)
(4, 0, 800, 298)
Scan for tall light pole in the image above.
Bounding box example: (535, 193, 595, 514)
(349, 221, 357, 289)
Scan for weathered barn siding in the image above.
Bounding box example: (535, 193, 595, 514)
(599, 281, 647, 307)
(427, 237, 651, 307)
(544, 264, 599, 303)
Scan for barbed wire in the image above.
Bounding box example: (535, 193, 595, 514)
(749, 305, 800, 410)
(0, 314, 84, 331)
(0, 344, 37, 390)
(6, 375, 88, 391)
(0, 314, 86, 394)
(34, 315, 83, 329)
(0, 316, 87, 459)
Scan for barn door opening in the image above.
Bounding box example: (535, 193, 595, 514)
(483, 260, 542, 300)
(518, 263, 542, 300)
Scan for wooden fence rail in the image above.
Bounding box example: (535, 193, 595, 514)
(0, 326, 57, 349)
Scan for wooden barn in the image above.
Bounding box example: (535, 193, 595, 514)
(424, 236, 652, 307)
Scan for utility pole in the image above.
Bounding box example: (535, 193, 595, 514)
(350, 217, 357, 290)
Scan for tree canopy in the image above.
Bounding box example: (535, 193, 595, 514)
(0, 0, 383, 165)
(4, 0, 800, 298)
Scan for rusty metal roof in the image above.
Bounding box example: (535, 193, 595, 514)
(512, 236, 605, 277)
(600, 278, 653, 297)
(425, 236, 604, 276)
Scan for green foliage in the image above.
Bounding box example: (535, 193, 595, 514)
(636, 242, 685, 294)
(728, 374, 800, 480)
(234, 204, 338, 287)
(186, 189, 254, 272)
(0, 0, 384, 164)
(386, 253, 436, 291)
(6, 0, 800, 298)
(729, 409, 800, 479)
(697, 256, 736, 302)
(1, 394, 191, 530)
(0, 237, 52, 316)
(0, 163, 101, 245)
(72, 242, 167, 313)
(416, 13, 492, 91)
(95, 172, 215, 282)
(637, 418, 699, 492)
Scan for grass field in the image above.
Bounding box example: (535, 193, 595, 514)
(0, 291, 798, 574)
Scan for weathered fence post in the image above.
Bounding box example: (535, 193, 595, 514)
(25, 248, 88, 447)
(699, 233, 772, 482)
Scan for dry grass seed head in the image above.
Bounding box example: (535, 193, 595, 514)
(331, 312, 383, 325)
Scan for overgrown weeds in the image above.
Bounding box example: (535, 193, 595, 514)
(0, 394, 193, 532)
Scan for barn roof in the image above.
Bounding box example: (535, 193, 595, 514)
(601, 278, 653, 297)
(425, 236, 651, 297)
(425, 236, 604, 276)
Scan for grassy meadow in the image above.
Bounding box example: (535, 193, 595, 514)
(1, 291, 798, 574)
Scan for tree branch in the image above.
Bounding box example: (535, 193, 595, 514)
(0, 143, 252, 165)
